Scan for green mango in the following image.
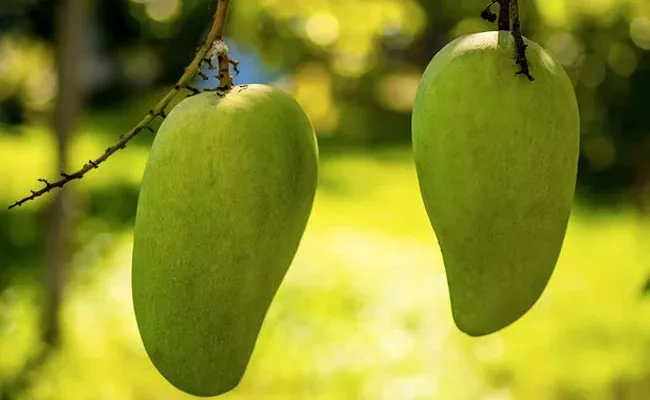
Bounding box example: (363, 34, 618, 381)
(412, 31, 580, 336)
(132, 84, 318, 396)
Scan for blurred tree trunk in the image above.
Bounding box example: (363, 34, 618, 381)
(43, 0, 85, 349)
(0, 1, 85, 399)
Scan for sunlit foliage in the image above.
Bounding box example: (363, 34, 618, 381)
(1, 0, 650, 398)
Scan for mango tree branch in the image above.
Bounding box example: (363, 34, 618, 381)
(8, 0, 233, 210)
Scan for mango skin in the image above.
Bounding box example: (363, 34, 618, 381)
(412, 31, 580, 336)
(132, 85, 318, 396)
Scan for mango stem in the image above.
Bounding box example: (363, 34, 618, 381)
(480, 0, 534, 82)
(510, 0, 535, 81)
(212, 0, 234, 90)
(497, 0, 511, 31)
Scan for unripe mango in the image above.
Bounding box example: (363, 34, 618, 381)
(132, 85, 318, 396)
(412, 31, 580, 336)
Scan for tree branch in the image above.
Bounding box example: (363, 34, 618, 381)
(8, 0, 234, 210)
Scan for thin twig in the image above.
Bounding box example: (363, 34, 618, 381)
(510, 0, 534, 81)
(9, 0, 233, 210)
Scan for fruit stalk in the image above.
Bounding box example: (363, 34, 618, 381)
(212, 0, 234, 90)
(510, 0, 534, 81)
(480, 0, 534, 81)
(497, 0, 510, 31)
(8, 0, 234, 210)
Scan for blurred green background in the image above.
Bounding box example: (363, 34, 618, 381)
(1, 0, 650, 398)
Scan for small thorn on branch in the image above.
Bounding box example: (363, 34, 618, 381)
(186, 85, 200, 95)
(516, 67, 535, 81)
(143, 125, 154, 132)
(88, 160, 99, 169)
(229, 59, 240, 75)
(60, 171, 72, 179)
(148, 109, 167, 120)
(38, 178, 49, 186)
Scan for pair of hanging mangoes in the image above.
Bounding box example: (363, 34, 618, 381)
(131, 30, 580, 397)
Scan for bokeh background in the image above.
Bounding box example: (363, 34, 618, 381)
(1, 0, 650, 399)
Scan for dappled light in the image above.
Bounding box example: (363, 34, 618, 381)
(1, 0, 650, 398)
